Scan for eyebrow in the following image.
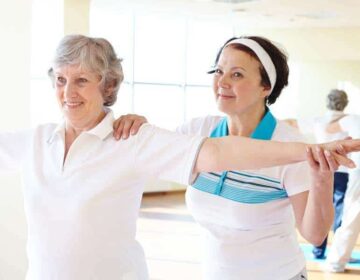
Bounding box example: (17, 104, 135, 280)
(54, 72, 89, 76)
(217, 65, 247, 72)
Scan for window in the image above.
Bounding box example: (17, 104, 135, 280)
(89, 8, 234, 128)
(30, 0, 63, 126)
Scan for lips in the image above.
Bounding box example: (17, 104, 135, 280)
(64, 101, 84, 109)
(217, 93, 235, 99)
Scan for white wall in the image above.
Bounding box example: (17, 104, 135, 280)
(64, 0, 90, 35)
(0, 0, 32, 279)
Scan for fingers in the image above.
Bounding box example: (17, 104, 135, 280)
(339, 139, 360, 153)
(324, 150, 340, 172)
(113, 114, 148, 140)
(130, 118, 146, 136)
(113, 117, 125, 140)
(121, 119, 134, 140)
(315, 147, 330, 171)
(308, 146, 340, 172)
(306, 147, 318, 169)
(332, 151, 356, 168)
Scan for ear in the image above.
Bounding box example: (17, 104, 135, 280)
(104, 80, 116, 96)
(261, 85, 271, 98)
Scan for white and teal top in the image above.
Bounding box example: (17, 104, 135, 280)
(177, 111, 311, 280)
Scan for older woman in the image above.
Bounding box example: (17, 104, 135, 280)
(1, 35, 360, 280)
(114, 36, 360, 279)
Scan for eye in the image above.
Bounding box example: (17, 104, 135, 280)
(56, 76, 66, 85)
(78, 78, 88, 83)
(232, 72, 243, 78)
(214, 68, 223, 75)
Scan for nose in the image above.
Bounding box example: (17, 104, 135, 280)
(217, 74, 230, 89)
(64, 82, 77, 99)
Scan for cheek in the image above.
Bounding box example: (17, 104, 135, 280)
(55, 89, 63, 102)
(212, 78, 218, 90)
(233, 81, 260, 97)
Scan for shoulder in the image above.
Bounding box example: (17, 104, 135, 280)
(176, 115, 224, 136)
(33, 123, 59, 138)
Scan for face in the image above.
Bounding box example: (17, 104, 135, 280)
(213, 46, 270, 116)
(54, 64, 106, 131)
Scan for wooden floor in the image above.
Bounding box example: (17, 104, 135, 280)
(137, 191, 360, 280)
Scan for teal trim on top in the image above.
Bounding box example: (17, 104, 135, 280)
(210, 117, 228, 138)
(250, 109, 277, 140)
(210, 108, 277, 140)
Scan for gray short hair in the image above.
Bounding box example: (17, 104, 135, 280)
(48, 34, 124, 106)
(326, 89, 348, 111)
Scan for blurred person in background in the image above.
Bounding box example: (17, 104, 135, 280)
(325, 112, 360, 272)
(285, 89, 350, 259)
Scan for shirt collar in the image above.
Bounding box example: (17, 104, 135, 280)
(210, 108, 277, 140)
(47, 110, 115, 144)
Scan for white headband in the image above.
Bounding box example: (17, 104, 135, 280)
(224, 38, 277, 92)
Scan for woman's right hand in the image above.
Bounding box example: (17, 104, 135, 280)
(318, 138, 360, 168)
(113, 114, 148, 140)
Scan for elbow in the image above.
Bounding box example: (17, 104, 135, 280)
(306, 233, 328, 246)
(196, 139, 223, 173)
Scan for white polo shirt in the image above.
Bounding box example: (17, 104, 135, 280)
(0, 111, 204, 280)
(177, 113, 311, 280)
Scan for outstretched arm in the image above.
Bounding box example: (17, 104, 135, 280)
(194, 137, 359, 174)
(113, 113, 359, 171)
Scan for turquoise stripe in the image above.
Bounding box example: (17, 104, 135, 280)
(226, 177, 283, 191)
(193, 175, 288, 204)
(208, 171, 282, 190)
(229, 170, 281, 184)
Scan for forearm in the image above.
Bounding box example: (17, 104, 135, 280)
(298, 184, 334, 245)
(196, 136, 308, 173)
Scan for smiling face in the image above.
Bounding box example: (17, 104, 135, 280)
(213, 46, 270, 117)
(54, 64, 107, 131)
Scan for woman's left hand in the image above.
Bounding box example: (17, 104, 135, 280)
(306, 146, 337, 189)
(113, 114, 148, 140)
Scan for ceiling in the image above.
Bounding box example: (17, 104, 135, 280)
(93, 0, 360, 28)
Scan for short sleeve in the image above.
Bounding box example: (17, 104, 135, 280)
(134, 124, 206, 185)
(282, 161, 311, 196)
(276, 121, 312, 196)
(0, 130, 31, 173)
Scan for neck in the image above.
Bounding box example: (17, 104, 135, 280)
(227, 105, 266, 137)
(65, 110, 106, 148)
